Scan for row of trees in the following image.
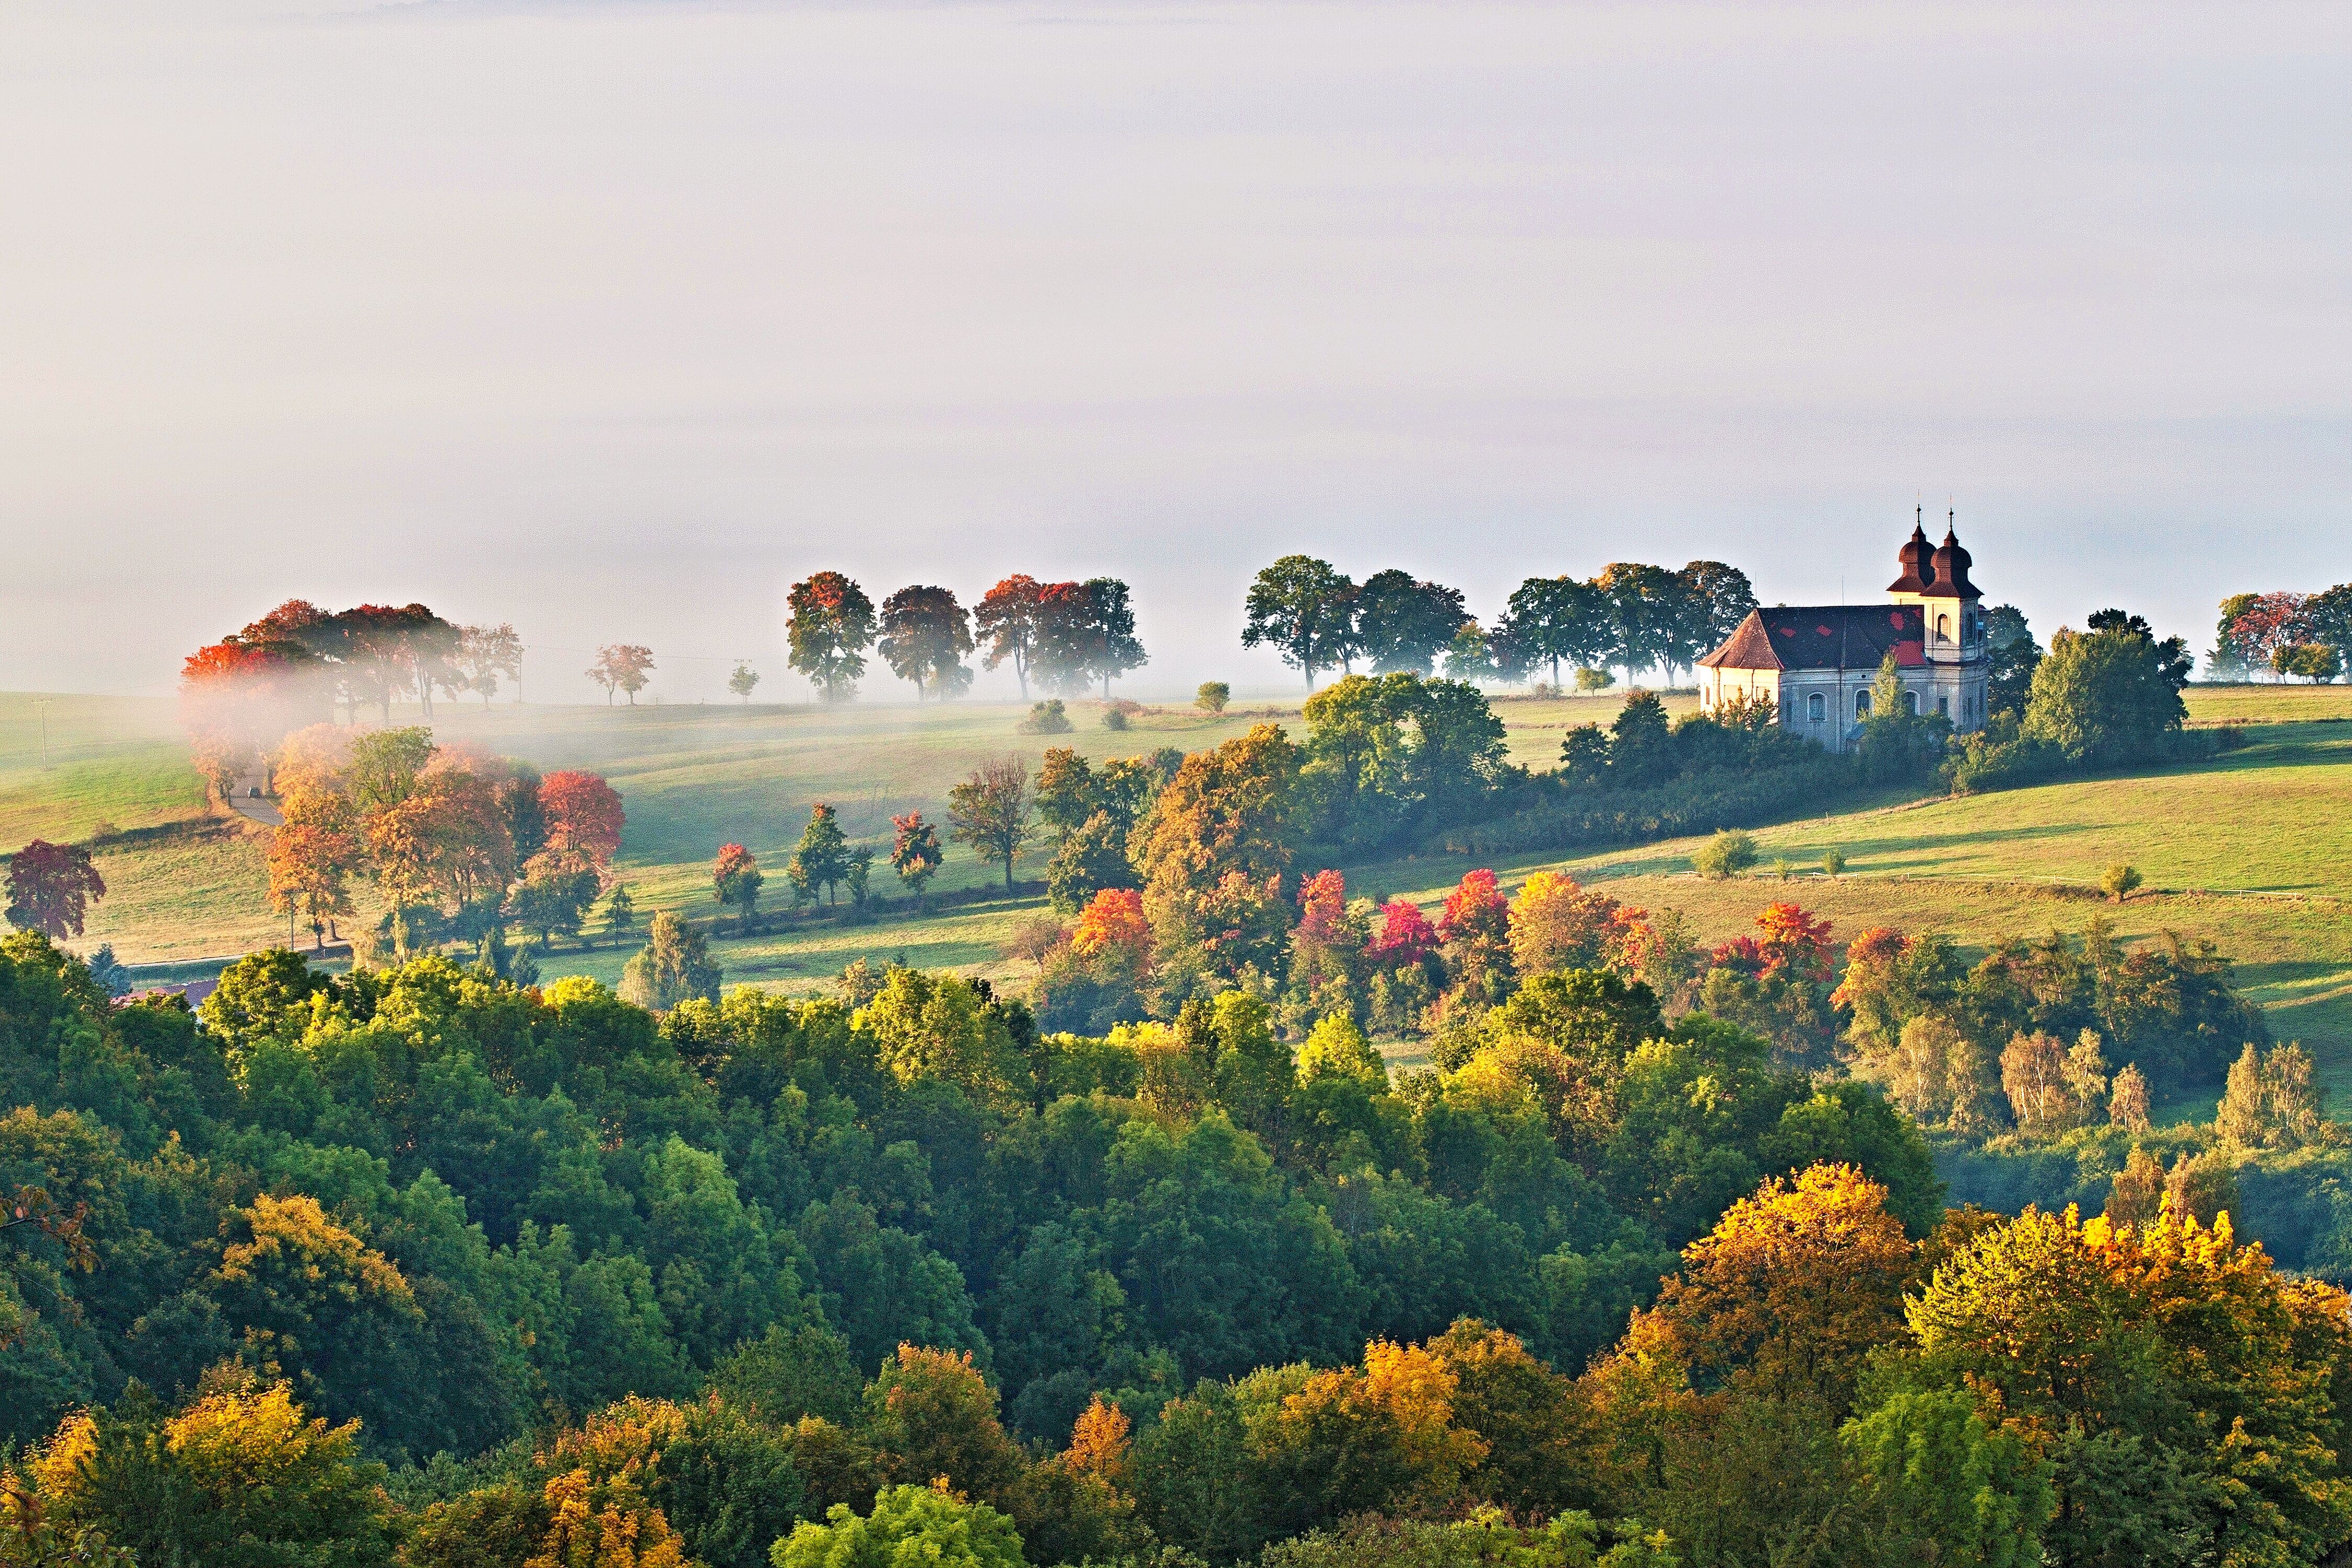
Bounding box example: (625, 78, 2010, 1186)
(787, 574, 1147, 705)
(181, 602, 525, 796)
(2213, 586, 2352, 682)
(1241, 556, 1759, 690)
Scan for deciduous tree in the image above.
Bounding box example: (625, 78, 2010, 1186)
(455, 624, 524, 705)
(1243, 556, 1356, 690)
(3, 841, 106, 940)
(789, 804, 854, 904)
(539, 770, 625, 871)
(879, 585, 976, 700)
(890, 811, 944, 903)
(619, 910, 722, 1010)
(974, 575, 1046, 699)
(949, 757, 1034, 892)
(712, 844, 763, 932)
(589, 644, 655, 706)
(787, 572, 879, 704)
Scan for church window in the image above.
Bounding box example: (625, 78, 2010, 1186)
(1904, 690, 1919, 716)
(1939, 695, 1950, 717)
(1808, 693, 1825, 722)
(1854, 689, 1871, 718)
(1937, 613, 1951, 640)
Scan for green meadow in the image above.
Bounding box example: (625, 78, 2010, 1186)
(4, 683, 2347, 1102)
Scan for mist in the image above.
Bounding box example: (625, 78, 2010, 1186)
(2, 0, 2345, 703)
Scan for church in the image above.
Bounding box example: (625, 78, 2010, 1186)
(1696, 513, 1990, 754)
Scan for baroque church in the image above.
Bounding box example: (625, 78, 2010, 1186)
(1696, 513, 1990, 755)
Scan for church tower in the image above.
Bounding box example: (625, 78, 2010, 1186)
(1884, 506, 1989, 725)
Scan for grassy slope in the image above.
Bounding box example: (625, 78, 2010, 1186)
(5, 685, 2346, 1095)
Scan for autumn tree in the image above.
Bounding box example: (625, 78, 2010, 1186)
(454, 623, 524, 704)
(1243, 556, 1357, 690)
(974, 575, 1046, 699)
(539, 770, 626, 872)
(1633, 1163, 1916, 1411)
(948, 757, 1034, 892)
(589, 644, 655, 705)
(1904, 1203, 2352, 1565)
(1131, 724, 1301, 993)
(267, 821, 359, 951)
(787, 572, 879, 703)
(890, 811, 944, 903)
(712, 844, 763, 932)
(879, 585, 977, 700)
(3, 841, 106, 940)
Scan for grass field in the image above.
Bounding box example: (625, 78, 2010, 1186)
(4, 684, 2347, 1105)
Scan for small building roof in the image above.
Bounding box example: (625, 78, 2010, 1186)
(1698, 605, 1927, 672)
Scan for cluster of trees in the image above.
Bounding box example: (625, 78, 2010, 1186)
(786, 574, 1146, 705)
(263, 723, 627, 964)
(2213, 586, 2352, 682)
(1241, 556, 1758, 691)
(181, 602, 525, 797)
(1834, 916, 2269, 1135)
(7, 915, 2343, 1567)
(1942, 608, 2211, 792)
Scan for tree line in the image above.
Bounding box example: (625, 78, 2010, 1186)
(1240, 556, 1760, 691)
(786, 574, 1146, 705)
(2212, 585, 2352, 683)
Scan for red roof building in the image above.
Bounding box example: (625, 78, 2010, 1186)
(1696, 512, 1991, 754)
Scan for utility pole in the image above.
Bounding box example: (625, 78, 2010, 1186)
(32, 699, 51, 767)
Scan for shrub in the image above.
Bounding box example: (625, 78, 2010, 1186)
(1820, 849, 1846, 880)
(1196, 682, 1230, 713)
(1693, 829, 1758, 881)
(1575, 667, 1613, 691)
(1019, 700, 1073, 735)
(1103, 708, 1129, 731)
(2101, 862, 2142, 903)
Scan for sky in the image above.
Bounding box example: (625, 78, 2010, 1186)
(1, 0, 2346, 702)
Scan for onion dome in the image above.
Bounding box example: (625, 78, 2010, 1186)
(1887, 522, 1933, 593)
(1929, 525, 1978, 598)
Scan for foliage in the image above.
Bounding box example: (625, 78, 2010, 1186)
(1689, 831, 1754, 882)
(948, 758, 1033, 892)
(1196, 683, 1230, 714)
(878, 586, 976, 701)
(1018, 700, 1073, 735)
(619, 910, 723, 1010)
(771, 1483, 1024, 1568)
(589, 644, 656, 706)
(4, 842, 108, 941)
(714, 844, 764, 931)
(788, 574, 879, 704)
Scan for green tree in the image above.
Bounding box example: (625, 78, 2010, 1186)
(728, 662, 762, 702)
(1243, 556, 1356, 689)
(787, 572, 879, 704)
(878, 585, 976, 701)
(2101, 862, 2141, 903)
(770, 1484, 1023, 1568)
(1498, 575, 1610, 689)
(1984, 604, 2042, 715)
(948, 757, 1033, 892)
(790, 803, 854, 904)
(1352, 570, 1468, 677)
(619, 910, 723, 1010)
(1196, 682, 1230, 713)
(2022, 622, 2188, 766)
(1692, 829, 1756, 881)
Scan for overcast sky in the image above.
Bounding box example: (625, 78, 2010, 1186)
(2, 0, 2345, 701)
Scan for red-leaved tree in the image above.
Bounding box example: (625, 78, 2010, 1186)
(538, 771, 625, 871)
(5, 840, 107, 939)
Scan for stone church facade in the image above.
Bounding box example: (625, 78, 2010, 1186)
(1696, 515, 1990, 755)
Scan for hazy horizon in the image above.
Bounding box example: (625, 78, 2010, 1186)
(4, 0, 2345, 704)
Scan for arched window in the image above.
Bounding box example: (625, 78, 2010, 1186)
(1854, 689, 1871, 718)
(1904, 689, 1920, 716)
(1808, 692, 1825, 722)
(1937, 613, 1951, 640)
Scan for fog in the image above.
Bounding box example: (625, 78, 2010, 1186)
(2, 0, 2345, 702)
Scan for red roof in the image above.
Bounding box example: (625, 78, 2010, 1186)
(1698, 606, 1928, 672)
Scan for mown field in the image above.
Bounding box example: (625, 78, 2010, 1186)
(4, 684, 2347, 1104)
